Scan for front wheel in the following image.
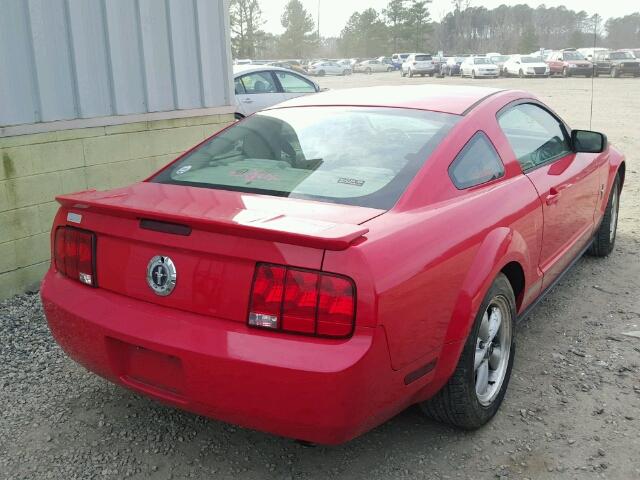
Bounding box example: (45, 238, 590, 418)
(588, 175, 621, 257)
(519, 69, 524, 78)
(318, 70, 325, 77)
(611, 67, 619, 78)
(409, 69, 414, 78)
(563, 67, 570, 77)
(366, 67, 372, 75)
(421, 274, 516, 429)
(471, 70, 476, 79)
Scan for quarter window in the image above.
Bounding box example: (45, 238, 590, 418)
(274, 71, 316, 93)
(498, 103, 572, 171)
(449, 132, 505, 189)
(239, 72, 278, 94)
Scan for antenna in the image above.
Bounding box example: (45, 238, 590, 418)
(589, 15, 597, 130)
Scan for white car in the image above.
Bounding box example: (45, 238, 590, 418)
(354, 59, 393, 74)
(233, 65, 319, 119)
(307, 61, 351, 76)
(460, 57, 500, 78)
(488, 54, 511, 75)
(503, 55, 550, 77)
(401, 53, 436, 77)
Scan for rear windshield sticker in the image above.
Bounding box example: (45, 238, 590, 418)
(338, 177, 365, 187)
(230, 169, 279, 182)
(175, 165, 192, 175)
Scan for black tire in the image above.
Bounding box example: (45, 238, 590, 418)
(471, 70, 476, 79)
(518, 69, 524, 78)
(366, 67, 372, 75)
(421, 273, 516, 429)
(318, 70, 325, 77)
(563, 67, 570, 77)
(234, 112, 244, 121)
(588, 175, 621, 257)
(611, 67, 619, 78)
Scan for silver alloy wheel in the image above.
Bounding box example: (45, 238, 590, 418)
(609, 183, 619, 242)
(474, 296, 512, 406)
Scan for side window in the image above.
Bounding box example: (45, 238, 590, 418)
(239, 71, 278, 94)
(234, 77, 246, 95)
(275, 71, 316, 93)
(498, 103, 572, 171)
(449, 132, 505, 189)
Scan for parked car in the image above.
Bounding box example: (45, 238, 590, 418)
(546, 49, 592, 77)
(391, 52, 411, 70)
(307, 61, 351, 76)
(233, 65, 319, 118)
(577, 47, 608, 62)
(488, 54, 511, 75)
(503, 55, 549, 77)
(354, 59, 393, 73)
(443, 56, 464, 76)
(401, 53, 436, 77)
(632, 49, 640, 59)
(266, 61, 306, 74)
(460, 57, 500, 78)
(377, 56, 398, 70)
(593, 50, 640, 77)
(42, 84, 624, 445)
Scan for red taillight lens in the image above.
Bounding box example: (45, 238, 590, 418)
(248, 263, 355, 338)
(53, 226, 96, 287)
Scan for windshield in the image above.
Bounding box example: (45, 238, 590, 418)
(415, 55, 432, 61)
(474, 58, 492, 65)
(151, 107, 460, 209)
(521, 56, 542, 63)
(610, 52, 634, 60)
(491, 56, 510, 62)
(563, 51, 585, 60)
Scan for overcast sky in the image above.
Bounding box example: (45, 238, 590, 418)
(259, 0, 639, 37)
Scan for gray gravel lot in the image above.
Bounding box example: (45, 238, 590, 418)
(1, 74, 639, 479)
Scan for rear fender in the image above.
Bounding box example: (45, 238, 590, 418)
(443, 227, 530, 345)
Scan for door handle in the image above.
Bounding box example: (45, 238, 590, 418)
(242, 98, 254, 103)
(546, 187, 561, 205)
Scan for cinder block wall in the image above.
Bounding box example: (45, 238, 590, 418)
(0, 113, 233, 300)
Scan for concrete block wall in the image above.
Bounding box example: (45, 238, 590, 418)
(0, 113, 233, 299)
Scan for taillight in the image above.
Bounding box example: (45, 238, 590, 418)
(53, 226, 97, 287)
(248, 263, 355, 338)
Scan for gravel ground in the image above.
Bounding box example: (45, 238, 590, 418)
(1, 75, 639, 479)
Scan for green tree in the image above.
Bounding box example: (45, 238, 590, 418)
(279, 0, 317, 58)
(407, 1, 432, 51)
(520, 26, 539, 53)
(383, 0, 409, 51)
(229, 0, 264, 58)
(605, 13, 640, 49)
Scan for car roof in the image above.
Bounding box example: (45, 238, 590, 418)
(233, 65, 295, 76)
(267, 84, 504, 116)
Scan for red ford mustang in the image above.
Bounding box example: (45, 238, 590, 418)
(42, 85, 624, 444)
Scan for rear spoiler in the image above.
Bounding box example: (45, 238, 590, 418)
(56, 191, 368, 251)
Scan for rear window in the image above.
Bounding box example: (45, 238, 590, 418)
(151, 107, 459, 209)
(415, 55, 432, 61)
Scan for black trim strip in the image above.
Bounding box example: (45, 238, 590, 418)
(140, 219, 192, 236)
(516, 238, 593, 323)
(404, 359, 437, 385)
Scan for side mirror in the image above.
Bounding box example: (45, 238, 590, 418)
(572, 130, 607, 153)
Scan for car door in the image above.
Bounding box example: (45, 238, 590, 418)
(272, 70, 318, 101)
(236, 71, 285, 115)
(498, 102, 601, 288)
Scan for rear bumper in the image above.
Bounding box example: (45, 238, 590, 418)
(41, 270, 408, 444)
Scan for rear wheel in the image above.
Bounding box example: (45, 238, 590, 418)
(471, 70, 476, 79)
(612, 67, 619, 78)
(518, 69, 524, 78)
(588, 175, 621, 257)
(563, 67, 570, 77)
(421, 274, 516, 429)
(366, 67, 372, 74)
(318, 70, 325, 77)
(409, 69, 414, 78)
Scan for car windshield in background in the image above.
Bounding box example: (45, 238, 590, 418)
(491, 56, 510, 62)
(415, 55, 432, 61)
(474, 58, 492, 64)
(610, 52, 634, 59)
(521, 56, 542, 63)
(563, 52, 585, 60)
(152, 107, 460, 209)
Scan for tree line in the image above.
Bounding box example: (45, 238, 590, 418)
(230, 0, 640, 59)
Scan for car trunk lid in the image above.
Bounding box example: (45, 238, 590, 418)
(56, 182, 382, 321)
